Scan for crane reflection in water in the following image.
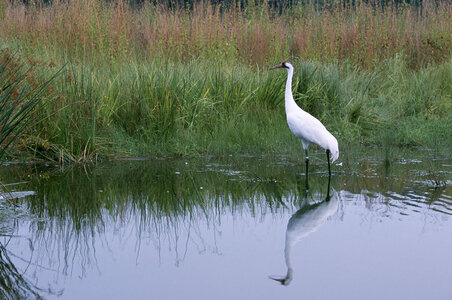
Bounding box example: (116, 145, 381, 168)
(270, 178, 339, 286)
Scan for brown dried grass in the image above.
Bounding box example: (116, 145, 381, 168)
(0, 0, 450, 68)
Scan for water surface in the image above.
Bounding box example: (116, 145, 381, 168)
(1, 148, 451, 299)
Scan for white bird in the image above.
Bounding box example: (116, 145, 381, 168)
(270, 61, 339, 186)
(269, 185, 339, 286)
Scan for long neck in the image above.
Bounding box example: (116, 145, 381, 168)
(284, 240, 292, 269)
(284, 68, 298, 113)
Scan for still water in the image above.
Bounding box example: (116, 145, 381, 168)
(1, 148, 451, 300)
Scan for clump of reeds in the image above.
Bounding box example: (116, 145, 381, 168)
(0, 49, 59, 161)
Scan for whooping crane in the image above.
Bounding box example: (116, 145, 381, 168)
(270, 61, 339, 188)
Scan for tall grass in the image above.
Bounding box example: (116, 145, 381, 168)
(23, 56, 449, 160)
(0, 0, 450, 160)
(0, 49, 59, 162)
(1, 0, 450, 68)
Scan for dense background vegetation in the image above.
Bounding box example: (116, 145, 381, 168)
(0, 0, 450, 161)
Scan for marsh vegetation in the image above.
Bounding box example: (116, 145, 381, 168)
(0, 0, 450, 161)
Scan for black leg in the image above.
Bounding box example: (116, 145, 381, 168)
(326, 149, 331, 177)
(305, 149, 309, 190)
(325, 174, 331, 201)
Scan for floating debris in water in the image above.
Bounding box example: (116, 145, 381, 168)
(0, 190, 36, 200)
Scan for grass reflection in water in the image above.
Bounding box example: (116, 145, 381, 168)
(0, 150, 451, 298)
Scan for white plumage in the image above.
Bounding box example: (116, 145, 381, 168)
(270, 188, 339, 285)
(270, 61, 339, 182)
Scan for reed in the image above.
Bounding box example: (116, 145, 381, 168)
(0, 49, 60, 162)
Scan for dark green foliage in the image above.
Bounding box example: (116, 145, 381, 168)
(0, 50, 60, 161)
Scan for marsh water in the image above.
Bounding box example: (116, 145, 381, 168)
(1, 148, 451, 300)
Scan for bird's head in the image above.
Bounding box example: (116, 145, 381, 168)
(269, 61, 293, 71)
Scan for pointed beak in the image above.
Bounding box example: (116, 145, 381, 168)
(269, 64, 283, 70)
(269, 275, 292, 286)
